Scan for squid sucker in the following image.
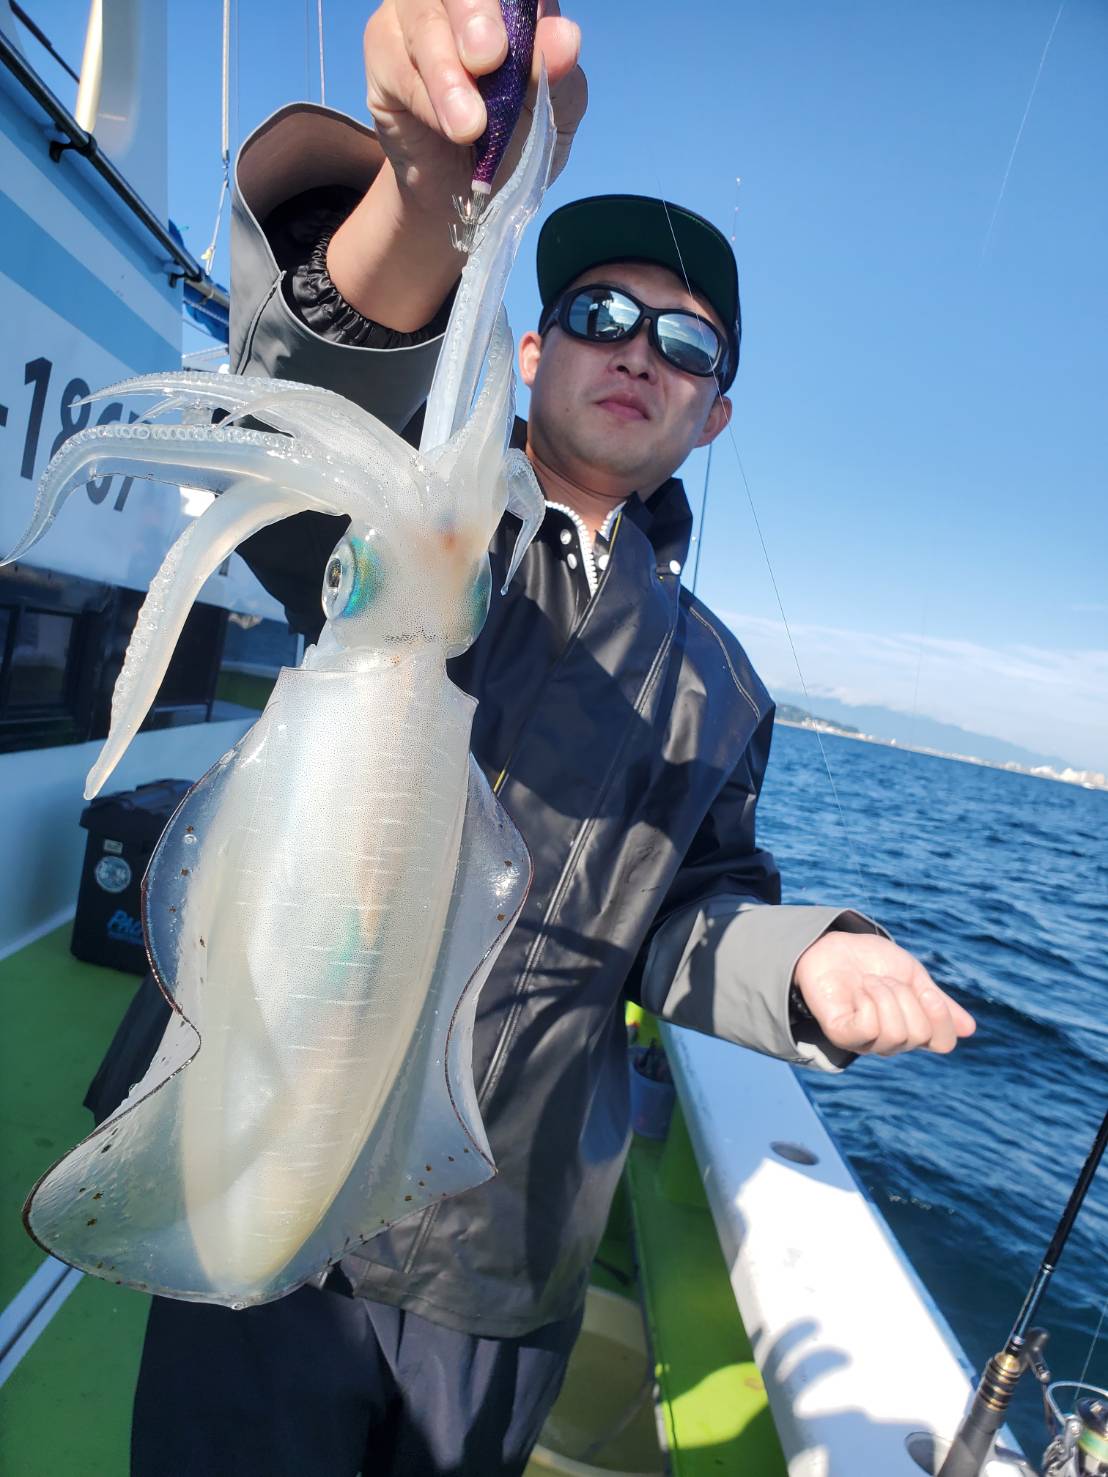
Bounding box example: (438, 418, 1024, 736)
(12, 76, 556, 1307)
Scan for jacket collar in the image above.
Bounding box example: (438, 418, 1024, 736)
(512, 417, 694, 571)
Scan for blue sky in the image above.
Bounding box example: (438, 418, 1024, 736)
(37, 0, 1108, 769)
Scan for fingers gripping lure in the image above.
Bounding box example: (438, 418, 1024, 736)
(453, 0, 539, 252)
(12, 74, 555, 1308)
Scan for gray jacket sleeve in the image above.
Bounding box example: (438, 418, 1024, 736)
(634, 709, 890, 1073)
(230, 102, 445, 431)
(641, 900, 890, 1073)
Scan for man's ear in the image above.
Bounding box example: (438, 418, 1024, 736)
(518, 331, 543, 389)
(695, 393, 732, 448)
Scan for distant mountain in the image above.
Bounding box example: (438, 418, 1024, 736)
(773, 691, 1068, 771)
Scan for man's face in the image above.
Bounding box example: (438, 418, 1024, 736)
(519, 260, 732, 498)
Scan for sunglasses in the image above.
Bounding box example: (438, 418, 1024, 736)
(541, 283, 729, 380)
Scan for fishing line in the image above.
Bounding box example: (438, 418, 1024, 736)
(907, 585, 931, 753)
(1076, 1285, 1108, 1391)
(691, 439, 712, 595)
(981, 0, 1065, 258)
(200, 0, 233, 272)
(657, 190, 874, 916)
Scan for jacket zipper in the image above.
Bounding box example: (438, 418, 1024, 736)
(544, 501, 624, 597)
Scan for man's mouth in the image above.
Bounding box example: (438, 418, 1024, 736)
(594, 394, 649, 422)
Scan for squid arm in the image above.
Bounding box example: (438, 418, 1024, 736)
(420, 65, 555, 454)
(93, 373, 408, 452)
(501, 449, 545, 590)
(0, 424, 299, 566)
(0, 421, 365, 797)
(85, 471, 339, 800)
(76, 375, 415, 500)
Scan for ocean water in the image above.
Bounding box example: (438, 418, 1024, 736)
(758, 722, 1108, 1461)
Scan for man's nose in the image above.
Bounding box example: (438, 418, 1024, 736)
(610, 324, 658, 381)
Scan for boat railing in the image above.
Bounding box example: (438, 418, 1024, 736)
(0, 16, 228, 311)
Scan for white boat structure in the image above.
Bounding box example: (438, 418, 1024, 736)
(0, 4, 1101, 1475)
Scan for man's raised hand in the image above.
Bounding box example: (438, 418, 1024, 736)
(362, 0, 586, 204)
(328, 1, 583, 333)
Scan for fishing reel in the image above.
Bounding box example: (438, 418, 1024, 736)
(1041, 1385, 1108, 1477)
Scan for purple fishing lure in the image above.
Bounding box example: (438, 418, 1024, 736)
(452, 0, 538, 250)
(473, 0, 539, 189)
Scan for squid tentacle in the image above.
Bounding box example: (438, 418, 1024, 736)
(423, 310, 515, 490)
(86, 476, 341, 800)
(0, 424, 350, 566)
(420, 65, 555, 453)
(76, 371, 335, 411)
(79, 372, 403, 452)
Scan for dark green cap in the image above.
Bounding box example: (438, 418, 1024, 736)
(536, 194, 741, 389)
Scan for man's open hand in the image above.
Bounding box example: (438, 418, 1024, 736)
(792, 932, 976, 1057)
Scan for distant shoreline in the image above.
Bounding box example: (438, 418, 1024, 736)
(775, 719, 1108, 792)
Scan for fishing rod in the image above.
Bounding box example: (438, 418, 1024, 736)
(937, 1101, 1108, 1477)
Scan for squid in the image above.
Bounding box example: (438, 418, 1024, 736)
(13, 77, 555, 1307)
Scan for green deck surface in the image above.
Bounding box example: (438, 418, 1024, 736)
(0, 926, 146, 1475)
(0, 1274, 148, 1475)
(0, 926, 137, 1305)
(626, 1108, 789, 1477)
(1, 945, 787, 1475)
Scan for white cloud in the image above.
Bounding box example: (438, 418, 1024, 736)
(718, 611, 1108, 772)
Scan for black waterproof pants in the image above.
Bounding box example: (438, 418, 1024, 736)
(130, 1276, 582, 1477)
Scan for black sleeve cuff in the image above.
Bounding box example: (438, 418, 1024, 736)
(261, 185, 455, 349)
(290, 227, 456, 349)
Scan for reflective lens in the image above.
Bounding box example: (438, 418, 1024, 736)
(558, 286, 725, 378)
(565, 287, 640, 341)
(655, 311, 722, 376)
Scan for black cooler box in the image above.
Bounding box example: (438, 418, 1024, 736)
(71, 778, 193, 974)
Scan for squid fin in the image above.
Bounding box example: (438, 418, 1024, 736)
(23, 753, 531, 1307)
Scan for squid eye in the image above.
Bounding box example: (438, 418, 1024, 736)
(322, 535, 384, 620)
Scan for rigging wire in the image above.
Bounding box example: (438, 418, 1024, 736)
(303, 0, 311, 100)
(657, 189, 874, 916)
(981, 0, 1066, 257)
(200, 0, 233, 272)
(317, 0, 327, 107)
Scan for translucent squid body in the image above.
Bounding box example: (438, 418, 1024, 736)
(13, 78, 555, 1306)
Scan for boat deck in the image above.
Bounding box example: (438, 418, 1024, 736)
(0, 929, 785, 1476)
(0, 927, 148, 1472)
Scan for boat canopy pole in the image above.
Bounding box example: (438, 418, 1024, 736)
(938, 1101, 1108, 1477)
(0, 29, 229, 309)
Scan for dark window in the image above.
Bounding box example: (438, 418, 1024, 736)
(0, 563, 274, 754)
(214, 613, 300, 716)
(7, 609, 76, 708)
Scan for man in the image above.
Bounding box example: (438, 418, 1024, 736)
(106, 3, 975, 1473)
